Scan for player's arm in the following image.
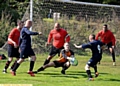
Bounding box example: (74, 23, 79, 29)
(8, 29, 17, 48)
(74, 43, 91, 49)
(95, 31, 101, 40)
(46, 31, 53, 47)
(24, 28, 41, 35)
(65, 34, 70, 42)
(74, 44, 82, 49)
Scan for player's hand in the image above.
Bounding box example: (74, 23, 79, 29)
(45, 42, 50, 47)
(19, 48, 21, 53)
(73, 44, 77, 47)
(38, 32, 42, 35)
(13, 42, 18, 48)
(112, 46, 115, 49)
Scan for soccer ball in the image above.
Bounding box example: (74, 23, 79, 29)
(70, 58, 78, 66)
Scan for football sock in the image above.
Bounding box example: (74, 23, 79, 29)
(43, 59, 50, 65)
(4, 61, 11, 69)
(12, 63, 20, 72)
(93, 65, 97, 73)
(29, 61, 35, 71)
(112, 52, 115, 62)
(86, 70, 92, 78)
(37, 67, 44, 72)
(62, 66, 69, 71)
(11, 60, 17, 69)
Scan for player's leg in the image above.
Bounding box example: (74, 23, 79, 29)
(3, 44, 14, 73)
(93, 65, 99, 77)
(3, 57, 13, 73)
(27, 49, 37, 76)
(109, 47, 116, 65)
(34, 61, 56, 73)
(85, 64, 93, 80)
(11, 58, 24, 76)
(61, 61, 71, 74)
(10, 47, 20, 70)
(11, 49, 25, 76)
(107, 42, 116, 65)
(43, 46, 58, 65)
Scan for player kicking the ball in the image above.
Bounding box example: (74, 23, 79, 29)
(74, 34, 104, 81)
(33, 42, 76, 74)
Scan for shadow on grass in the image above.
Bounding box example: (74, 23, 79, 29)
(31, 71, 109, 79)
(98, 78, 120, 82)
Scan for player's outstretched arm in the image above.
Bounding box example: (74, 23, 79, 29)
(73, 44, 82, 49)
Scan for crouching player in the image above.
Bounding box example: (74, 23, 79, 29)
(74, 34, 104, 81)
(34, 42, 75, 74)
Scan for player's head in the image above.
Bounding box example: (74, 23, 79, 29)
(89, 34, 95, 42)
(103, 24, 108, 32)
(64, 42, 70, 52)
(54, 23, 60, 31)
(17, 20, 24, 30)
(25, 19, 32, 29)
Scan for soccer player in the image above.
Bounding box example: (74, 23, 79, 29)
(43, 23, 70, 65)
(33, 42, 75, 74)
(3, 20, 24, 73)
(74, 34, 104, 81)
(10, 19, 42, 76)
(95, 24, 116, 66)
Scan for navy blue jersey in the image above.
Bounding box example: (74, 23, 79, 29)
(19, 27, 38, 48)
(82, 40, 103, 60)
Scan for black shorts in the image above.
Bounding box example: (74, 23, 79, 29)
(104, 42, 112, 49)
(87, 58, 100, 67)
(49, 46, 64, 56)
(20, 47, 35, 59)
(53, 61, 66, 67)
(8, 44, 19, 58)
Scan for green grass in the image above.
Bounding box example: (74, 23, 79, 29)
(0, 52, 120, 86)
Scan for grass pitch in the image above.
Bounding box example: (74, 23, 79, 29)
(0, 53, 120, 86)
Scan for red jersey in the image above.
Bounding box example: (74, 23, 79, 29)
(47, 28, 70, 48)
(95, 30, 116, 46)
(8, 28, 20, 46)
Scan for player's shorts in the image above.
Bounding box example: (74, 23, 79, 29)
(103, 42, 112, 49)
(20, 47, 35, 59)
(8, 44, 19, 58)
(49, 46, 64, 56)
(53, 60, 66, 67)
(87, 58, 100, 67)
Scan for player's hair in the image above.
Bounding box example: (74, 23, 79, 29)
(17, 20, 24, 25)
(103, 24, 108, 28)
(91, 34, 95, 39)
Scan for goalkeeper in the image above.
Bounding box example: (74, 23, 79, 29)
(74, 34, 104, 81)
(33, 42, 75, 74)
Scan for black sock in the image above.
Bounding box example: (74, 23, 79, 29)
(93, 65, 97, 73)
(12, 63, 20, 72)
(112, 52, 115, 62)
(62, 66, 69, 71)
(37, 67, 44, 72)
(43, 59, 50, 65)
(86, 70, 92, 78)
(29, 61, 35, 71)
(11, 60, 17, 69)
(4, 61, 11, 69)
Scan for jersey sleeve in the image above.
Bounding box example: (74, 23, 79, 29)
(24, 28, 39, 35)
(65, 34, 70, 42)
(82, 43, 91, 49)
(95, 31, 101, 40)
(8, 29, 16, 39)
